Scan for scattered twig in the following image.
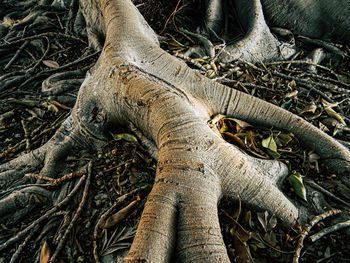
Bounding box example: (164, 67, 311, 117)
(305, 180, 350, 210)
(174, 53, 207, 72)
(20, 119, 31, 152)
(293, 209, 342, 263)
(271, 70, 335, 103)
(219, 78, 275, 92)
(0, 32, 87, 48)
(101, 196, 141, 229)
(305, 72, 350, 89)
(49, 162, 92, 263)
(266, 60, 339, 78)
(27, 36, 50, 73)
(256, 232, 294, 254)
(309, 219, 350, 242)
(0, 174, 86, 252)
(18, 53, 99, 89)
(25, 167, 87, 184)
(160, 0, 182, 34)
(0, 123, 61, 159)
(272, 70, 349, 95)
(9, 225, 40, 263)
(4, 40, 29, 70)
(222, 50, 265, 72)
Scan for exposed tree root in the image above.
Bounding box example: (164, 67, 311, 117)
(0, 0, 350, 262)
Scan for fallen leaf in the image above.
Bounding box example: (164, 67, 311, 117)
(209, 114, 226, 126)
(219, 121, 229, 133)
(299, 102, 317, 114)
(113, 133, 138, 143)
(40, 241, 51, 263)
(288, 172, 307, 201)
(324, 107, 346, 125)
(232, 232, 254, 263)
(223, 132, 246, 149)
(277, 133, 293, 146)
(42, 60, 60, 68)
(308, 152, 320, 163)
(167, 39, 185, 50)
(227, 118, 252, 129)
(262, 135, 277, 153)
(257, 211, 277, 232)
(101, 197, 140, 229)
(285, 90, 298, 98)
(2, 17, 16, 28)
(287, 80, 296, 88)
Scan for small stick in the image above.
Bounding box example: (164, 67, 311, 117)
(0, 175, 86, 252)
(219, 79, 275, 92)
(271, 71, 334, 103)
(160, 0, 182, 34)
(21, 119, 31, 152)
(293, 209, 342, 263)
(305, 180, 350, 210)
(221, 49, 265, 72)
(27, 36, 50, 73)
(305, 72, 350, 88)
(0, 32, 86, 48)
(266, 60, 339, 78)
(25, 168, 87, 185)
(174, 53, 207, 72)
(18, 52, 99, 89)
(9, 225, 40, 263)
(4, 40, 29, 70)
(272, 70, 349, 95)
(309, 220, 350, 242)
(49, 162, 92, 263)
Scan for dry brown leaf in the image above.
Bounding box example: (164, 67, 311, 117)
(101, 197, 140, 229)
(40, 241, 51, 263)
(232, 232, 254, 263)
(223, 132, 246, 149)
(227, 118, 252, 129)
(299, 103, 317, 114)
(285, 90, 298, 98)
(42, 60, 60, 68)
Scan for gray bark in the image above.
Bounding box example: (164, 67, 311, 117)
(0, 0, 349, 262)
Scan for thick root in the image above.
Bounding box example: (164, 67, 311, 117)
(219, 0, 296, 62)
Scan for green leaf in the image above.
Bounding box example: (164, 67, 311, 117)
(288, 172, 307, 201)
(262, 135, 278, 153)
(324, 107, 346, 125)
(281, 100, 292, 110)
(219, 122, 229, 133)
(266, 149, 280, 159)
(113, 133, 138, 143)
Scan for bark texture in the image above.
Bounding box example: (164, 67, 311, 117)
(0, 0, 349, 262)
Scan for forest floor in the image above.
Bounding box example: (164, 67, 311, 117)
(0, 1, 350, 262)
